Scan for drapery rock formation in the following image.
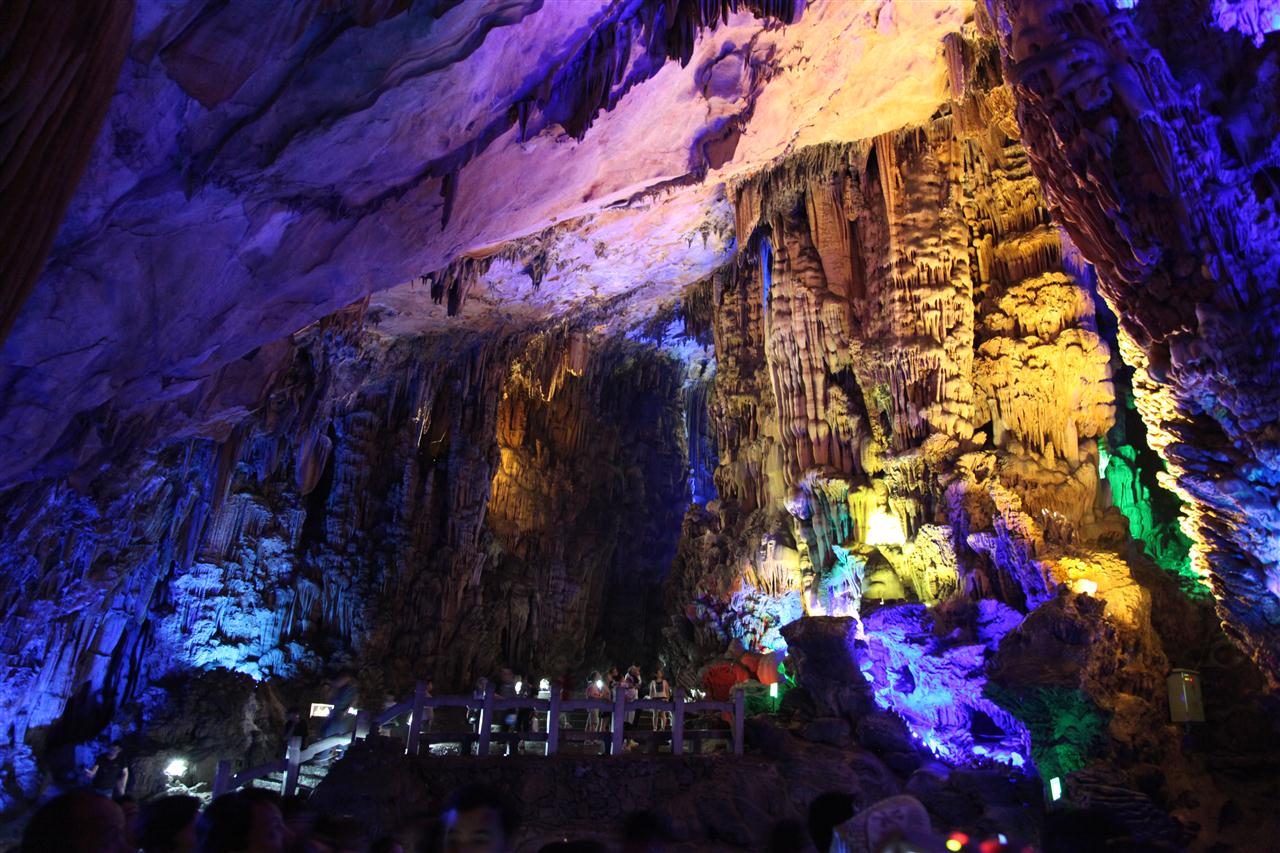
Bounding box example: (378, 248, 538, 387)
(984, 0, 1280, 685)
(3, 0, 1280, 847)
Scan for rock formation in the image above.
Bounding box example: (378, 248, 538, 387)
(2, 0, 1280, 848)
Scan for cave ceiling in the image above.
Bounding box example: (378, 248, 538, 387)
(0, 0, 968, 488)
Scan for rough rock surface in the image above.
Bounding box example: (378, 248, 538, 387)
(3, 1, 1280, 848)
(984, 0, 1280, 686)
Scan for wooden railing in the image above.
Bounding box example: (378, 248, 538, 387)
(213, 682, 746, 797)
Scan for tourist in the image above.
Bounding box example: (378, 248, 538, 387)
(624, 666, 641, 727)
(647, 668, 672, 731)
(85, 742, 129, 798)
(198, 789, 289, 853)
(440, 784, 519, 853)
(807, 791, 856, 853)
(515, 677, 534, 740)
(558, 671, 574, 731)
(469, 677, 489, 735)
(321, 673, 358, 738)
(138, 794, 200, 853)
(116, 795, 141, 850)
(19, 789, 134, 853)
(585, 672, 606, 732)
(282, 708, 308, 747)
(496, 668, 519, 755)
(620, 810, 670, 853)
(423, 677, 436, 734)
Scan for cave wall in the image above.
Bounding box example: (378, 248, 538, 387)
(659, 21, 1280, 848)
(983, 0, 1280, 687)
(688, 27, 1123, 620)
(0, 309, 691, 809)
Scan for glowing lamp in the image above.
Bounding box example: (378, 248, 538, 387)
(538, 678, 550, 692)
(163, 758, 188, 778)
(309, 702, 334, 718)
(769, 683, 779, 698)
(865, 510, 906, 546)
(1072, 578, 1098, 595)
(1049, 777, 1063, 801)
(595, 679, 604, 690)
(346, 706, 359, 716)
(946, 841, 963, 852)
(515, 681, 523, 694)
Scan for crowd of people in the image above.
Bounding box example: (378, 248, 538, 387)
(15, 783, 673, 853)
(14, 778, 1172, 852)
(462, 665, 675, 750)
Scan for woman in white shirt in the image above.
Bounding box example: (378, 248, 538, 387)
(648, 668, 672, 731)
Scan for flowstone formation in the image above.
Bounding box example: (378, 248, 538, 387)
(0, 309, 692, 811)
(985, 0, 1280, 687)
(661, 19, 1280, 848)
(2, 0, 1280, 847)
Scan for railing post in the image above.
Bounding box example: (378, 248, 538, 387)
(732, 686, 745, 755)
(611, 686, 626, 756)
(407, 680, 426, 756)
(213, 759, 233, 796)
(547, 689, 561, 756)
(282, 736, 302, 797)
(672, 688, 685, 757)
(478, 683, 494, 757)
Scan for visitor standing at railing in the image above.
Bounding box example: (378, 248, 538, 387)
(283, 707, 308, 748)
(648, 669, 672, 731)
(623, 666, 641, 726)
(468, 677, 488, 735)
(558, 671, 574, 731)
(585, 672, 607, 731)
(321, 673, 357, 738)
(422, 678, 435, 735)
(496, 668, 519, 756)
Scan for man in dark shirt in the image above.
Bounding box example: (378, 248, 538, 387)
(85, 743, 128, 797)
(283, 707, 309, 747)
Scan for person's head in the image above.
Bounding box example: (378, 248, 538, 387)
(475, 677, 488, 690)
(114, 796, 140, 847)
(105, 743, 122, 759)
(620, 811, 670, 853)
(441, 785, 518, 853)
(499, 667, 514, 683)
(21, 790, 133, 853)
(654, 668, 664, 682)
(313, 814, 368, 852)
(198, 789, 287, 853)
(138, 794, 200, 853)
(807, 791, 856, 853)
(1042, 806, 1132, 853)
(765, 819, 807, 853)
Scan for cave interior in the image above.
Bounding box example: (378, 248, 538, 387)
(3, 0, 1280, 850)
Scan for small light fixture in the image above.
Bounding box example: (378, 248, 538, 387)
(1049, 776, 1063, 801)
(515, 681, 523, 694)
(163, 758, 188, 778)
(595, 679, 604, 690)
(346, 706, 359, 716)
(309, 702, 334, 718)
(769, 683, 779, 698)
